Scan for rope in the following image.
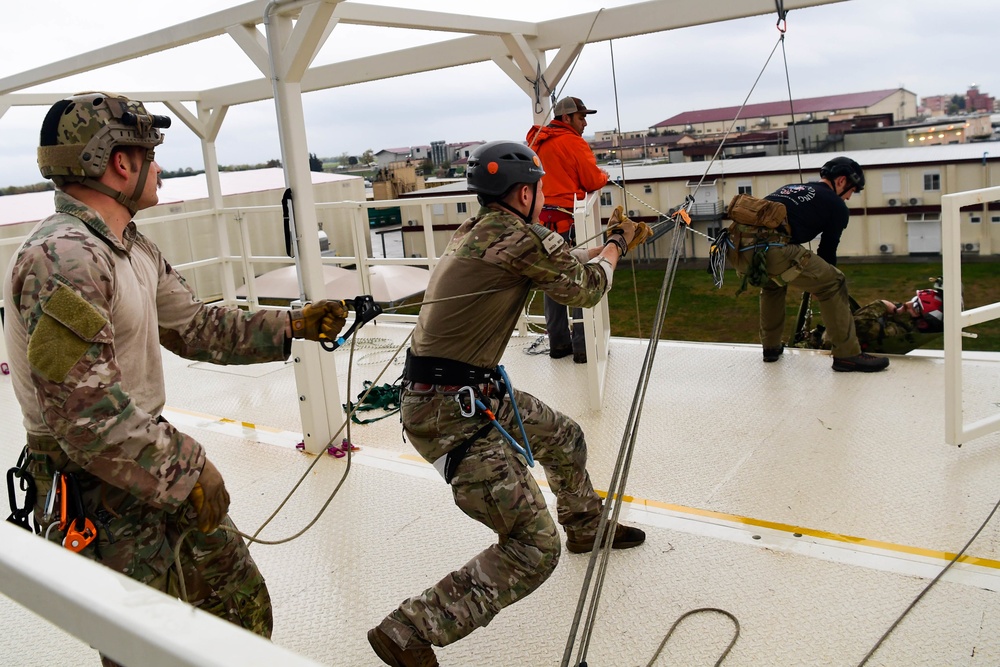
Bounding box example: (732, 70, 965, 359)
(561, 214, 689, 667)
(343, 380, 402, 424)
(646, 608, 741, 667)
(558, 13, 816, 664)
(607, 38, 643, 339)
(856, 491, 1000, 666)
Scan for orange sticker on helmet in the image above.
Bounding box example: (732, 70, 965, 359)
(533, 156, 541, 167)
(487, 161, 499, 174)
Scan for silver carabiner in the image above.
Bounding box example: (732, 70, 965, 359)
(456, 386, 477, 418)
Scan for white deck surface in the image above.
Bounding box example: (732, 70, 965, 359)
(2, 324, 1000, 666)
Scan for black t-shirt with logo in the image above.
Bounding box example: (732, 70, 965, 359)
(765, 181, 849, 266)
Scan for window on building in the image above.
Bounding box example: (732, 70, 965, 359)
(644, 185, 652, 194)
(882, 171, 901, 194)
(992, 216, 1000, 224)
(923, 172, 941, 191)
(707, 225, 722, 240)
(600, 191, 613, 206)
(456, 202, 467, 214)
(971, 216, 981, 224)
(737, 184, 753, 196)
(906, 213, 941, 223)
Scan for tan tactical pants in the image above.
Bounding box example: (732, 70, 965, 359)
(731, 242, 862, 358)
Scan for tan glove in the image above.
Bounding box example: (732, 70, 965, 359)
(607, 206, 654, 252)
(289, 299, 349, 342)
(190, 458, 229, 534)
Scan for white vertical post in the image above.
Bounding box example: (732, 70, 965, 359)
(942, 191, 963, 445)
(199, 105, 238, 306)
(266, 2, 344, 454)
(575, 193, 611, 410)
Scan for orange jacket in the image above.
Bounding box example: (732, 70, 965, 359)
(526, 120, 608, 210)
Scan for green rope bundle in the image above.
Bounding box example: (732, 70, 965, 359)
(343, 380, 402, 424)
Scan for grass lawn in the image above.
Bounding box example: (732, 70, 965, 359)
(588, 260, 1000, 352)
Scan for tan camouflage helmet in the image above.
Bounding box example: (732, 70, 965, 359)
(37, 92, 170, 184)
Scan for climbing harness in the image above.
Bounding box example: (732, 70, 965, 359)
(463, 366, 534, 467)
(402, 351, 534, 482)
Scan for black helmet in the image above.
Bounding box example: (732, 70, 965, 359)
(467, 140, 544, 199)
(820, 157, 865, 193)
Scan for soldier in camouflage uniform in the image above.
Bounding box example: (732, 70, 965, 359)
(2, 92, 347, 666)
(367, 141, 651, 667)
(797, 287, 945, 355)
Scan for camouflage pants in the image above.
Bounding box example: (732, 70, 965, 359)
(26, 450, 272, 666)
(379, 384, 603, 649)
(729, 242, 861, 357)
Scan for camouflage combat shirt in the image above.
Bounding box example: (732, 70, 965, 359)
(3, 191, 289, 510)
(411, 206, 608, 368)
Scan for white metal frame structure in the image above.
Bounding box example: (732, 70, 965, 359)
(0, 0, 846, 454)
(1, 2, 857, 662)
(941, 186, 1000, 445)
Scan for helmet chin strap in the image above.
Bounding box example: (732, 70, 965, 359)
(495, 182, 538, 225)
(78, 148, 154, 216)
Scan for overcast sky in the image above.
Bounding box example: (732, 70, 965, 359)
(1, 0, 997, 187)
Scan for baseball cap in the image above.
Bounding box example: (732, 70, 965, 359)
(553, 97, 597, 116)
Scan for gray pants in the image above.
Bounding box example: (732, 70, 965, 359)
(544, 230, 585, 354)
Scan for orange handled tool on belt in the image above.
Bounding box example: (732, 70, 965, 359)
(58, 473, 97, 553)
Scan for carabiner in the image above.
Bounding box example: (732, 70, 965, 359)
(457, 386, 477, 418)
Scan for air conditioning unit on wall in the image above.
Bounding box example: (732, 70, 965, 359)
(908, 197, 922, 206)
(879, 243, 894, 254)
(962, 242, 980, 253)
(886, 198, 899, 207)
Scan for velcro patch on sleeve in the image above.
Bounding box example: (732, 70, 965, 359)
(528, 223, 565, 255)
(29, 283, 109, 383)
(41, 283, 108, 341)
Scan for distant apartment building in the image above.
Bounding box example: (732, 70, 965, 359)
(651, 88, 917, 137)
(921, 85, 996, 116)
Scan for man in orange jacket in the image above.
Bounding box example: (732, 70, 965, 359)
(527, 96, 609, 363)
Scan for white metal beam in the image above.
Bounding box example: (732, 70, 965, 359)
(201, 0, 848, 108)
(0, 522, 326, 667)
(333, 3, 537, 36)
(0, 1, 271, 96)
(1, 0, 849, 108)
(227, 22, 272, 76)
(280, 2, 340, 81)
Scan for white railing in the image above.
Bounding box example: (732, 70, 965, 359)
(941, 186, 1000, 445)
(0, 522, 325, 667)
(574, 192, 613, 410)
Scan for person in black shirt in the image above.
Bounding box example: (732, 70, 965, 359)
(737, 157, 888, 372)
